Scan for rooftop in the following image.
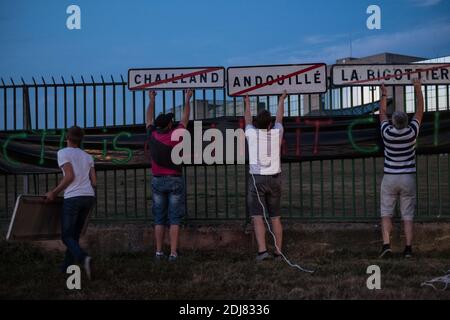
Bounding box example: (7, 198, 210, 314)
(336, 52, 428, 64)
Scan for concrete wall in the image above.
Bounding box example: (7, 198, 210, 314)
(4, 222, 449, 255)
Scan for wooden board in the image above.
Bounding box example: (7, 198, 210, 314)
(6, 195, 91, 241)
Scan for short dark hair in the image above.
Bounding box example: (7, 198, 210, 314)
(67, 126, 84, 147)
(392, 111, 408, 130)
(255, 109, 272, 129)
(155, 112, 174, 129)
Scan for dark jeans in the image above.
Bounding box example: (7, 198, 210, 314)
(61, 196, 95, 271)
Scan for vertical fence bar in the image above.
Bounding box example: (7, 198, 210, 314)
(425, 85, 430, 216)
(52, 77, 57, 129)
(4, 175, 8, 217)
(287, 95, 292, 217)
(3, 80, 7, 131)
(299, 162, 304, 217)
(134, 168, 138, 218)
(62, 77, 67, 129)
(41, 78, 47, 130)
(435, 85, 441, 217)
(213, 89, 218, 217)
(12, 79, 17, 130)
(112, 76, 116, 126)
(32, 78, 38, 129)
(328, 90, 335, 217)
(233, 96, 239, 218)
(132, 90, 136, 125)
(81, 77, 87, 128)
(72, 76, 77, 126)
(339, 87, 345, 216)
(309, 161, 313, 217)
(224, 88, 229, 218)
(121, 75, 126, 125)
(142, 89, 149, 216)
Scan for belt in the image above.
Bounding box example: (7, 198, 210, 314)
(153, 175, 182, 178)
(252, 173, 280, 178)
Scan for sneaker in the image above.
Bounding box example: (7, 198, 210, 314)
(168, 254, 178, 262)
(83, 256, 92, 280)
(154, 252, 166, 262)
(403, 246, 413, 258)
(379, 244, 392, 259)
(255, 251, 271, 262)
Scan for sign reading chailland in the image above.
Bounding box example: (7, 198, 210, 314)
(128, 67, 225, 90)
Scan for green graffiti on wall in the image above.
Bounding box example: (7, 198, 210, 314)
(347, 116, 380, 154)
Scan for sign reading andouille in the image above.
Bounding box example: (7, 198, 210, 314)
(332, 63, 450, 86)
(227, 63, 327, 96)
(128, 67, 225, 90)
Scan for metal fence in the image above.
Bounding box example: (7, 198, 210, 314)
(0, 76, 449, 222)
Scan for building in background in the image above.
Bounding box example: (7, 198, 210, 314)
(171, 52, 450, 119)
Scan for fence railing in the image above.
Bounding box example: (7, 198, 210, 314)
(1, 76, 449, 222)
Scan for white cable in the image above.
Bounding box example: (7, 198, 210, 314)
(421, 270, 450, 291)
(250, 173, 314, 273)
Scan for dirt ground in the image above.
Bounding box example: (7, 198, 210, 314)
(1, 223, 449, 300)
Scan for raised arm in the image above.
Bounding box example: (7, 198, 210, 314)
(244, 95, 252, 127)
(413, 79, 424, 125)
(379, 84, 388, 123)
(276, 90, 287, 124)
(146, 90, 156, 128)
(180, 89, 193, 128)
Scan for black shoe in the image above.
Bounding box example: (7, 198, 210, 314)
(273, 253, 283, 261)
(403, 246, 413, 259)
(379, 244, 392, 259)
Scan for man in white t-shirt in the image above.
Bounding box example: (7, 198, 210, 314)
(45, 126, 96, 279)
(244, 90, 287, 262)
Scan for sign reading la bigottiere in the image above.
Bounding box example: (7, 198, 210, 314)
(332, 63, 450, 86)
(227, 63, 327, 97)
(128, 67, 225, 91)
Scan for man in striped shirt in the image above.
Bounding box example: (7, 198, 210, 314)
(379, 79, 424, 259)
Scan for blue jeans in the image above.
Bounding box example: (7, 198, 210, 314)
(61, 196, 95, 271)
(152, 176, 185, 225)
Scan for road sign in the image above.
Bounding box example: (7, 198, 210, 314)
(128, 66, 225, 90)
(332, 63, 450, 86)
(227, 63, 327, 96)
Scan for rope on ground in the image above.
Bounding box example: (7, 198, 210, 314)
(421, 270, 450, 291)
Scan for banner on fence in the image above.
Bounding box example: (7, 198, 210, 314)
(1, 110, 449, 174)
(227, 63, 328, 96)
(128, 67, 226, 90)
(331, 63, 450, 86)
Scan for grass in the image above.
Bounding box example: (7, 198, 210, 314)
(1, 228, 450, 300)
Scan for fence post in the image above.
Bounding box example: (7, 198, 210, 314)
(22, 81, 31, 194)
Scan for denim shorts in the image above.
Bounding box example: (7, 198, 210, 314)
(151, 176, 186, 225)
